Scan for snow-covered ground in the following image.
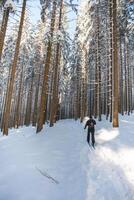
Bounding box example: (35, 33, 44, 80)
(0, 114, 134, 200)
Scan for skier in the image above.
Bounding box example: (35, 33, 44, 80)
(84, 116, 96, 148)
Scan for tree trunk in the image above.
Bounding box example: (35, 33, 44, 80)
(14, 63, 24, 128)
(112, 0, 119, 127)
(96, 4, 101, 121)
(49, 0, 63, 126)
(109, 0, 113, 123)
(106, 2, 110, 120)
(24, 71, 34, 126)
(2, 0, 26, 135)
(32, 68, 41, 126)
(94, 48, 98, 118)
(36, 0, 57, 133)
(119, 37, 124, 115)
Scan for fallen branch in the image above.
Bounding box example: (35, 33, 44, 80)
(35, 166, 59, 184)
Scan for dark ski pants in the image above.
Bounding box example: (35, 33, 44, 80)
(87, 129, 95, 146)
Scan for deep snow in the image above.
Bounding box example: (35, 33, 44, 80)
(0, 114, 134, 200)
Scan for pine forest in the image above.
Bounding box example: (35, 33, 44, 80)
(0, 0, 134, 199)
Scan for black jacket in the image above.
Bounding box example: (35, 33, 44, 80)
(84, 119, 96, 130)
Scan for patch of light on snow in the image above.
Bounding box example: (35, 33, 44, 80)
(121, 120, 134, 125)
(97, 128, 119, 142)
(119, 148, 134, 185)
(98, 146, 134, 187)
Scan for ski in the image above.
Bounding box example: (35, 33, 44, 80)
(88, 144, 95, 150)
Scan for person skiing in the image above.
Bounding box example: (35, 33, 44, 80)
(84, 116, 96, 148)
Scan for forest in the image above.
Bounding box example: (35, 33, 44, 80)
(0, 0, 134, 135)
(0, 0, 134, 199)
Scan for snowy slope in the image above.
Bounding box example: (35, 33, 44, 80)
(0, 115, 134, 200)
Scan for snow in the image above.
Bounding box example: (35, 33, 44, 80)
(4, 0, 16, 12)
(0, 114, 134, 200)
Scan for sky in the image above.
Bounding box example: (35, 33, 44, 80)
(27, 0, 41, 24)
(28, 0, 79, 39)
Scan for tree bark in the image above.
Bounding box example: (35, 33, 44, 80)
(96, 4, 101, 121)
(49, 0, 63, 126)
(112, 0, 119, 127)
(2, 0, 26, 135)
(36, 0, 57, 133)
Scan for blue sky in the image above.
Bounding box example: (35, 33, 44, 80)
(28, 0, 79, 38)
(27, 0, 41, 24)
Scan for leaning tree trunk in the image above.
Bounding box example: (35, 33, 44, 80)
(36, 0, 57, 133)
(2, 0, 26, 135)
